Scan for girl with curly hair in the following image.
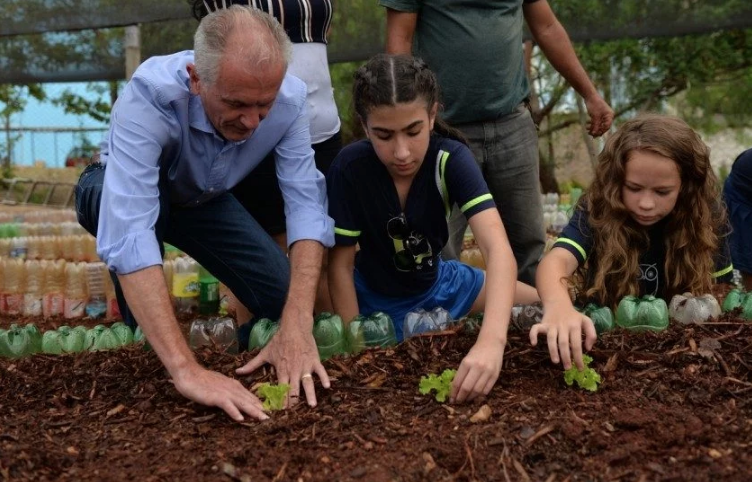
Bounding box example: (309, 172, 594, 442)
(532, 114, 733, 370)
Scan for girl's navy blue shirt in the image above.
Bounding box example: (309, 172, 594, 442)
(327, 134, 496, 297)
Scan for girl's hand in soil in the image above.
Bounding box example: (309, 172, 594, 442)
(237, 321, 331, 408)
(450, 337, 505, 403)
(529, 306, 597, 371)
(173, 364, 269, 422)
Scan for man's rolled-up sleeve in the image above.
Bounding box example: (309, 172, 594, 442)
(275, 101, 335, 248)
(97, 76, 178, 274)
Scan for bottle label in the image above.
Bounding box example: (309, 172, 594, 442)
(9, 247, 27, 259)
(23, 295, 43, 317)
(107, 296, 121, 319)
(5, 293, 22, 315)
(64, 297, 86, 319)
(85, 300, 107, 319)
(172, 273, 199, 298)
(43, 293, 64, 318)
(200, 281, 219, 303)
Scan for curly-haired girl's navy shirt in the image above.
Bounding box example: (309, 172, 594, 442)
(553, 207, 733, 298)
(327, 135, 496, 297)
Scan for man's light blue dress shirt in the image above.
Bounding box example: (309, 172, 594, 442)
(97, 50, 335, 274)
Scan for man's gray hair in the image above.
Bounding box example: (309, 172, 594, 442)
(194, 5, 292, 85)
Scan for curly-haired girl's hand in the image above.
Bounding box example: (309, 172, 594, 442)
(529, 307, 597, 370)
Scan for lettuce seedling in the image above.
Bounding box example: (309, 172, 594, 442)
(563, 355, 601, 392)
(419, 369, 457, 402)
(256, 383, 291, 411)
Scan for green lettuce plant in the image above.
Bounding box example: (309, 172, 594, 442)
(419, 369, 457, 403)
(256, 383, 291, 411)
(563, 354, 601, 392)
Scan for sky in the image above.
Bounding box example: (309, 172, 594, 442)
(10, 82, 109, 168)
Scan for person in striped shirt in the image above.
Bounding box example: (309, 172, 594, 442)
(327, 54, 539, 404)
(533, 114, 733, 371)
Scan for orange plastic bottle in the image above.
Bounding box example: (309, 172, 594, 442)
(64, 262, 87, 319)
(43, 259, 66, 318)
(23, 259, 43, 316)
(3, 257, 25, 315)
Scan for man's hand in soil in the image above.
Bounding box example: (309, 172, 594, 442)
(118, 267, 268, 423)
(173, 364, 269, 422)
(237, 240, 331, 408)
(238, 320, 330, 407)
(450, 336, 505, 403)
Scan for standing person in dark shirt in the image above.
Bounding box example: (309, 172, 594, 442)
(724, 148, 752, 290)
(534, 114, 733, 371)
(327, 54, 539, 404)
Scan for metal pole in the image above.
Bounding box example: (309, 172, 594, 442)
(125, 25, 142, 81)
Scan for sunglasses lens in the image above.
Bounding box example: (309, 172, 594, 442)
(387, 216, 407, 240)
(393, 250, 413, 271)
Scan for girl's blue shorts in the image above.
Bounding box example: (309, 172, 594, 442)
(354, 260, 485, 341)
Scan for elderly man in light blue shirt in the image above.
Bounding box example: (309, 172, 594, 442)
(75, 6, 334, 422)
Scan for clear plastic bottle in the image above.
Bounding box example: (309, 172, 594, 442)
(64, 262, 87, 319)
(552, 211, 570, 233)
(59, 235, 73, 261)
(172, 257, 199, 314)
(39, 236, 58, 260)
(85, 262, 107, 318)
(71, 234, 87, 262)
(23, 259, 44, 316)
(3, 257, 25, 315)
(0, 238, 11, 258)
(43, 259, 66, 318)
(10, 237, 28, 260)
(84, 235, 98, 262)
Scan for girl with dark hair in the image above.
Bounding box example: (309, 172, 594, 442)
(327, 54, 539, 404)
(533, 114, 733, 370)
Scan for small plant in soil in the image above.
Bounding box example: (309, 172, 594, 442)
(256, 383, 291, 411)
(419, 369, 457, 402)
(563, 354, 601, 392)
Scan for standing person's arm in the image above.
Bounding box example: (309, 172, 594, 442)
(328, 245, 360, 324)
(382, 5, 418, 54)
(101, 72, 267, 422)
(237, 88, 334, 407)
(523, 0, 614, 136)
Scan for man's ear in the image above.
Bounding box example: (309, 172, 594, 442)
(187, 63, 200, 95)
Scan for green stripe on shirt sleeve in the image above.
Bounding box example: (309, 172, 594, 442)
(554, 237, 587, 261)
(712, 264, 733, 278)
(334, 227, 360, 237)
(460, 193, 494, 213)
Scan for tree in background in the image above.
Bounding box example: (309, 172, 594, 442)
(0, 84, 45, 176)
(530, 26, 752, 191)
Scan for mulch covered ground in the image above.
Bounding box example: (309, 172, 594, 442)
(1, 310, 751, 481)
